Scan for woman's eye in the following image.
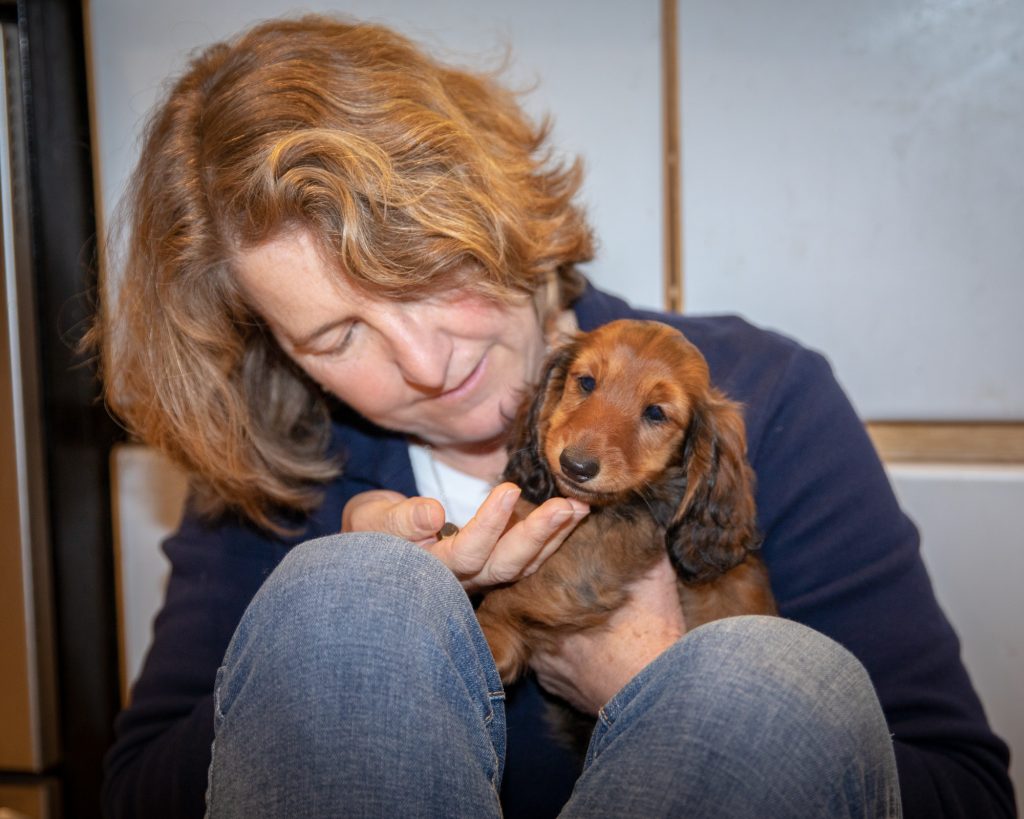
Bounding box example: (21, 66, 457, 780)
(643, 404, 667, 423)
(316, 323, 357, 356)
(577, 375, 596, 394)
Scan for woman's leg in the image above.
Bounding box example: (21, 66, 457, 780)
(205, 533, 505, 818)
(562, 615, 902, 818)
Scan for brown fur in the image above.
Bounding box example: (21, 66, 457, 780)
(477, 319, 776, 683)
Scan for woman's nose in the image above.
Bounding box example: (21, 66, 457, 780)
(385, 311, 451, 392)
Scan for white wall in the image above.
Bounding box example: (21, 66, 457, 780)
(678, 0, 1024, 421)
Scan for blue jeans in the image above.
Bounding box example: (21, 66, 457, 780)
(205, 534, 901, 817)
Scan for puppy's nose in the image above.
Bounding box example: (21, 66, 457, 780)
(559, 449, 600, 483)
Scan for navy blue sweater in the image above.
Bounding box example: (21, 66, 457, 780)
(103, 284, 1015, 818)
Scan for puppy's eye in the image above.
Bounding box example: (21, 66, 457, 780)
(643, 404, 667, 423)
(577, 375, 596, 394)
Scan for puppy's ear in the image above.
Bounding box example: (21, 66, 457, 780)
(666, 390, 760, 583)
(502, 343, 575, 503)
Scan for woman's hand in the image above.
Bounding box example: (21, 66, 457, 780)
(342, 484, 589, 593)
(529, 556, 686, 714)
(342, 489, 447, 548)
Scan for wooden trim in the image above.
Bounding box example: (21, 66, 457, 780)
(867, 422, 1024, 465)
(661, 0, 683, 313)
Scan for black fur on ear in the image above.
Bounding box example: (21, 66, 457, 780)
(502, 343, 577, 504)
(666, 390, 761, 583)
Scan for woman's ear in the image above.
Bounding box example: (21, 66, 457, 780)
(666, 390, 760, 583)
(502, 343, 576, 503)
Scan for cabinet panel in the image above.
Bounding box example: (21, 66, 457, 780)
(888, 464, 1024, 801)
(0, 21, 58, 775)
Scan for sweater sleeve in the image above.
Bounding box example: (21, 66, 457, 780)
(102, 509, 288, 819)
(749, 345, 1015, 819)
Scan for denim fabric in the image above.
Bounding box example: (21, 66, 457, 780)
(206, 534, 505, 817)
(206, 534, 901, 818)
(565, 617, 902, 818)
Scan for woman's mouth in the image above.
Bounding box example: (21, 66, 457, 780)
(438, 354, 487, 403)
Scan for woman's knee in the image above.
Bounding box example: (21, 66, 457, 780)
(273, 531, 461, 598)
(666, 616, 891, 750)
(682, 616, 899, 812)
(209, 534, 506, 815)
(587, 616, 900, 816)
(224, 532, 474, 675)
(265, 532, 465, 619)
(685, 616, 883, 726)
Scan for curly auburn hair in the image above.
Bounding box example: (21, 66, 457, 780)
(93, 14, 594, 531)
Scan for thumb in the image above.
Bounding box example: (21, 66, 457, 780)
(395, 497, 446, 540)
(342, 490, 444, 540)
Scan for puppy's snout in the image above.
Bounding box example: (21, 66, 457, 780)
(559, 448, 600, 483)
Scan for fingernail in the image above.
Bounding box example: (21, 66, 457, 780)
(501, 487, 520, 513)
(414, 504, 436, 530)
(550, 509, 572, 528)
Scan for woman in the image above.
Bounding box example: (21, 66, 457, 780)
(96, 14, 1014, 818)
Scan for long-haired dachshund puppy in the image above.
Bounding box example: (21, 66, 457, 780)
(476, 319, 776, 684)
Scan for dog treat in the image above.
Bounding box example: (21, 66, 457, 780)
(437, 522, 460, 539)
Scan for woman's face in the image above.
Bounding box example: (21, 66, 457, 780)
(234, 231, 551, 453)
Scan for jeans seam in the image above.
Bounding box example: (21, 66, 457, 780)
(213, 665, 226, 721)
(487, 690, 506, 789)
(204, 733, 219, 818)
(484, 690, 504, 727)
